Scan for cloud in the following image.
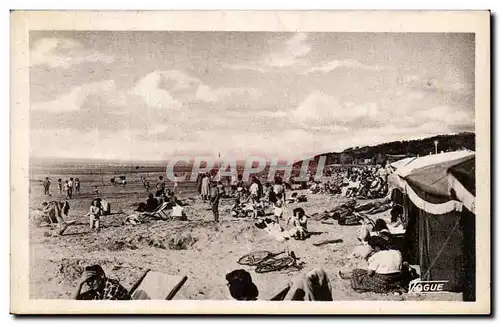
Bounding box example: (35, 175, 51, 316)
(264, 33, 311, 68)
(133, 71, 183, 110)
(401, 74, 473, 96)
(223, 33, 311, 72)
(223, 33, 383, 74)
(30, 128, 167, 161)
(31, 80, 117, 113)
(221, 63, 269, 73)
(302, 59, 385, 74)
(133, 70, 262, 108)
(195, 85, 262, 103)
(290, 91, 379, 127)
(291, 91, 342, 126)
(414, 105, 474, 128)
(30, 37, 114, 68)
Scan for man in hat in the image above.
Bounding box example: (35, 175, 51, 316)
(73, 265, 131, 300)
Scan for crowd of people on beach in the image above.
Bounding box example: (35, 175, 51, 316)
(34, 161, 420, 301)
(307, 164, 390, 199)
(72, 215, 414, 301)
(42, 176, 82, 199)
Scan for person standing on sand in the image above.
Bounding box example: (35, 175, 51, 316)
(88, 199, 103, 232)
(156, 176, 166, 196)
(57, 179, 63, 194)
(201, 173, 210, 201)
(231, 173, 238, 196)
(74, 178, 81, 195)
(63, 180, 70, 199)
(196, 172, 203, 196)
(67, 178, 74, 199)
(210, 181, 220, 222)
(43, 177, 51, 196)
(173, 173, 179, 192)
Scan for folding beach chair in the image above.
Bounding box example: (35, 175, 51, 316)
(129, 269, 188, 300)
(268, 284, 292, 300)
(144, 202, 171, 220)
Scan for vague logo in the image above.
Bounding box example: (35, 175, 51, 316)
(408, 281, 448, 293)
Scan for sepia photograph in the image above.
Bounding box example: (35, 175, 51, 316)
(10, 10, 490, 314)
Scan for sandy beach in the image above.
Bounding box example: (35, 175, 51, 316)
(29, 164, 460, 301)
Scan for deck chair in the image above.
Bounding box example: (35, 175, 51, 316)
(142, 202, 171, 220)
(154, 202, 174, 219)
(266, 269, 333, 301)
(268, 284, 292, 300)
(129, 269, 188, 300)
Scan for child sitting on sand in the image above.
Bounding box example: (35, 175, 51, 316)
(273, 199, 284, 222)
(289, 207, 308, 240)
(231, 198, 244, 218)
(171, 198, 188, 221)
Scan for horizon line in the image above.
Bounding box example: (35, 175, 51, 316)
(29, 131, 474, 164)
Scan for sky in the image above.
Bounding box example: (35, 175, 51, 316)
(29, 31, 475, 161)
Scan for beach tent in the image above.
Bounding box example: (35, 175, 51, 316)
(387, 157, 416, 193)
(447, 156, 476, 301)
(448, 157, 476, 213)
(389, 156, 415, 171)
(401, 153, 475, 297)
(387, 150, 474, 197)
(396, 150, 474, 179)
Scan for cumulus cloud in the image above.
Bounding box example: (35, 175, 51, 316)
(31, 80, 117, 113)
(223, 33, 311, 72)
(401, 74, 472, 96)
(30, 37, 114, 68)
(133, 70, 262, 108)
(302, 59, 385, 74)
(133, 71, 183, 110)
(414, 105, 474, 127)
(264, 33, 311, 68)
(290, 91, 379, 127)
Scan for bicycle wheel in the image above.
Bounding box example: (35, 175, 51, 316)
(255, 256, 295, 273)
(237, 250, 272, 266)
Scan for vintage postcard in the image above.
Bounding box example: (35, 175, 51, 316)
(10, 10, 490, 314)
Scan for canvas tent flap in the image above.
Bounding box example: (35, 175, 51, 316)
(417, 208, 465, 292)
(448, 157, 476, 196)
(405, 182, 462, 215)
(403, 154, 475, 198)
(389, 157, 416, 171)
(403, 184, 468, 292)
(387, 173, 406, 192)
(396, 150, 474, 178)
(448, 173, 475, 214)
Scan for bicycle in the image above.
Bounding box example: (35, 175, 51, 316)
(237, 250, 298, 274)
